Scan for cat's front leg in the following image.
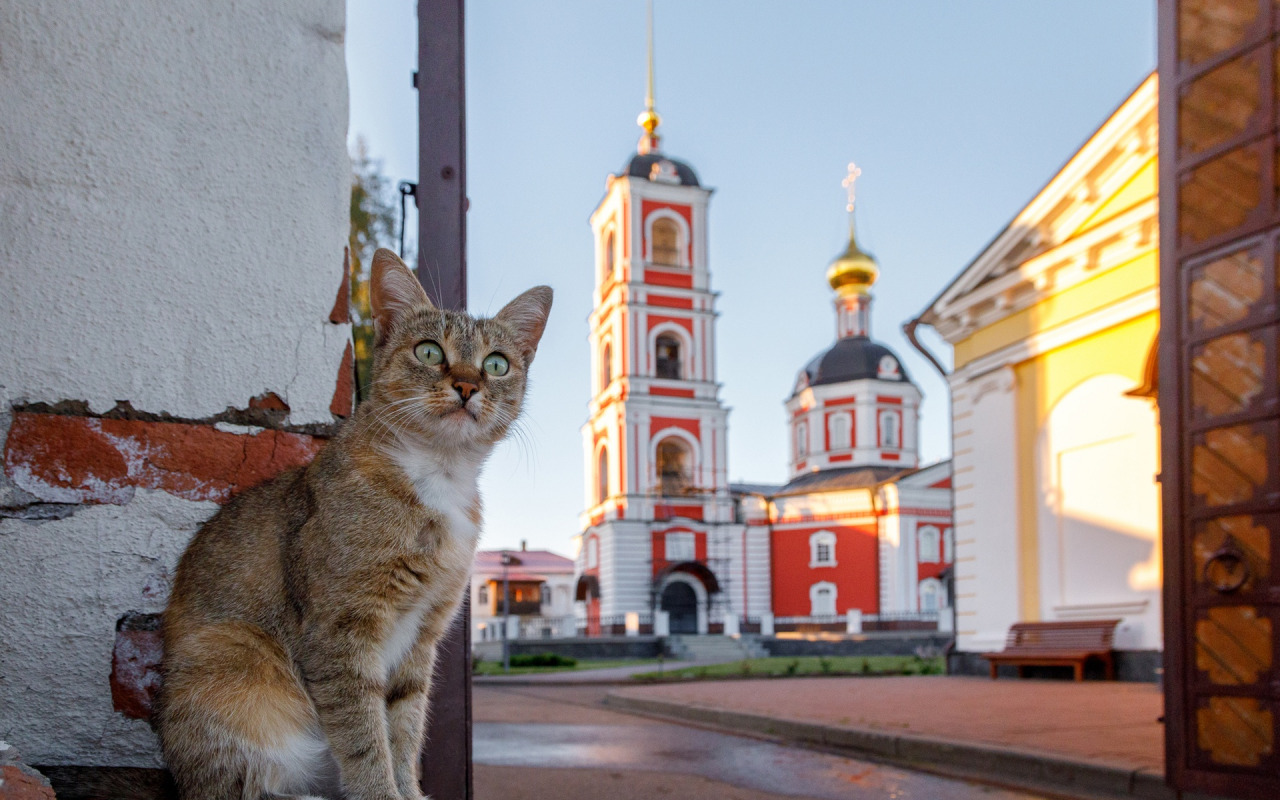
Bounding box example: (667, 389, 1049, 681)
(301, 628, 403, 800)
(387, 629, 440, 800)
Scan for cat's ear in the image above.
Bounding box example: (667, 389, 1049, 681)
(370, 248, 432, 345)
(494, 286, 553, 364)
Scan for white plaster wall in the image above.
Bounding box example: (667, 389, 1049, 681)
(953, 369, 1022, 652)
(0, 491, 216, 766)
(0, 0, 350, 425)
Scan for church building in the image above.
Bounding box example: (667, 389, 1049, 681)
(572, 65, 952, 635)
(916, 75, 1160, 671)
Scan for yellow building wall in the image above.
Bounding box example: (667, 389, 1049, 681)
(1011, 311, 1159, 619)
(947, 153, 1160, 622)
(1072, 156, 1156, 236)
(953, 248, 1157, 370)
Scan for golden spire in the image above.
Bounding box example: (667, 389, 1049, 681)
(636, 1, 661, 153)
(827, 162, 880, 295)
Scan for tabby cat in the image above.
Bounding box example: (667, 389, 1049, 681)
(158, 249, 552, 800)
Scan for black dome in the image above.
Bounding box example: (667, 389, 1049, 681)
(795, 337, 913, 394)
(622, 152, 700, 186)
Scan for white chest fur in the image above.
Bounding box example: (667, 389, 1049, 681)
(380, 445, 482, 674)
(390, 445, 481, 542)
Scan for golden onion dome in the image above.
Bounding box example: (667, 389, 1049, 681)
(826, 231, 879, 294)
(637, 108, 661, 135)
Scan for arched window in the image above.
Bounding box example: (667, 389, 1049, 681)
(655, 334, 682, 379)
(601, 342, 613, 388)
(880, 410, 901, 449)
(917, 525, 941, 563)
(603, 230, 616, 280)
(810, 581, 837, 616)
(597, 447, 609, 504)
(651, 217, 680, 265)
(828, 413, 852, 450)
(796, 421, 808, 459)
(656, 437, 691, 495)
(809, 530, 837, 567)
(478, 584, 489, 606)
(919, 578, 942, 612)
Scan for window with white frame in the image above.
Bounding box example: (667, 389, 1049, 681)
(586, 536, 599, 569)
(917, 525, 941, 563)
(810, 581, 837, 616)
(602, 229, 616, 282)
(665, 531, 696, 562)
(796, 420, 808, 459)
(656, 437, 692, 495)
(828, 412, 852, 450)
(651, 217, 681, 266)
(880, 409, 901, 449)
(919, 578, 942, 612)
(600, 342, 612, 388)
(655, 334, 682, 379)
(596, 447, 609, 504)
(809, 530, 837, 567)
(478, 584, 489, 606)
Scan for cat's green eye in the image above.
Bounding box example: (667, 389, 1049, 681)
(414, 341, 445, 366)
(483, 353, 510, 376)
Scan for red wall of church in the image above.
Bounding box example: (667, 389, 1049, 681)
(650, 527, 707, 577)
(769, 524, 879, 616)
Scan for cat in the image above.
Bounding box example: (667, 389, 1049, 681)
(157, 248, 552, 800)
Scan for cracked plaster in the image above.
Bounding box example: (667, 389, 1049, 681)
(0, 0, 351, 426)
(0, 490, 217, 766)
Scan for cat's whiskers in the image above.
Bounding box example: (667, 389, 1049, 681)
(367, 396, 434, 453)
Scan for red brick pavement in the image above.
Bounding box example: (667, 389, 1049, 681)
(611, 675, 1165, 774)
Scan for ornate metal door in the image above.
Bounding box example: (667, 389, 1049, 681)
(1159, 2, 1280, 796)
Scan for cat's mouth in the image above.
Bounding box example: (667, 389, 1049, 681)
(444, 403, 479, 422)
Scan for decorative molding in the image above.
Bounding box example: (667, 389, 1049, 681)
(954, 288, 1157, 384)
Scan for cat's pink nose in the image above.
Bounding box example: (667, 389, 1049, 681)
(453, 380, 479, 401)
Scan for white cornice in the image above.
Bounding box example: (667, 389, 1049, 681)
(950, 287, 1158, 386)
(933, 198, 1156, 343)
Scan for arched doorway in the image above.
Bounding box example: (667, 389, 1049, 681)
(661, 581, 698, 634)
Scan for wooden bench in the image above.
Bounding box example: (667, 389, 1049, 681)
(984, 619, 1121, 681)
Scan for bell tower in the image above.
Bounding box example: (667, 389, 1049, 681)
(577, 13, 736, 628)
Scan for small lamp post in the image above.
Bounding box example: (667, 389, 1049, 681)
(500, 551, 521, 673)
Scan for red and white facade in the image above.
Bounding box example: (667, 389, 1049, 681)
(574, 116, 952, 635)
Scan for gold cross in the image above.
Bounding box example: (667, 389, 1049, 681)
(842, 162, 862, 214)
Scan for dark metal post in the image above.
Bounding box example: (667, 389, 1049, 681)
(416, 1, 471, 798)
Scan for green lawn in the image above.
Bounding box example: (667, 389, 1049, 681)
(473, 657, 659, 676)
(630, 655, 944, 681)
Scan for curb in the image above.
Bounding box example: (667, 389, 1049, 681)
(474, 676, 643, 687)
(603, 693, 1173, 800)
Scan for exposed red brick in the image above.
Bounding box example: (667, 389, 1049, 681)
(331, 341, 354, 418)
(0, 765, 56, 800)
(110, 628, 163, 721)
(330, 248, 351, 324)
(248, 391, 290, 412)
(3, 413, 324, 505)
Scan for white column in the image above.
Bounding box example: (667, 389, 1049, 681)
(654, 610, 670, 636)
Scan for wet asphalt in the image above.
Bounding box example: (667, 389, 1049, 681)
(474, 684, 1052, 800)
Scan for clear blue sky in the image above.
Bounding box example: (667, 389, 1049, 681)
(346, 1, 1156, 556)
